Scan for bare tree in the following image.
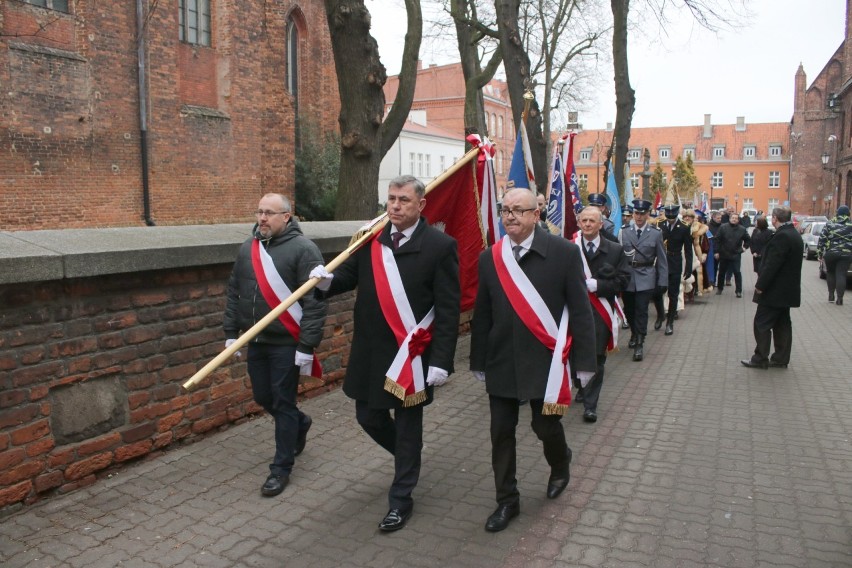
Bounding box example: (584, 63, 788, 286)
(324, 0, 423, 219)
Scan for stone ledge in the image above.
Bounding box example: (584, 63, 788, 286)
(0, 221, 365, 285)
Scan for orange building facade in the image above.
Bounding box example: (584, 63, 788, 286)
(572, 116, 792, 215)
(384, 62, 515, 191)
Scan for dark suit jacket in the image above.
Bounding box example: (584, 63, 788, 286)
(754, 223, 803, 308)
(326, 218, 461, 409)
(470, 226, 597, 400)
(583, 237, 630, 355)
(660, 219, 694, 275)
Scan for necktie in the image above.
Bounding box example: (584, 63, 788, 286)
(637, 229, 642, 239)
(587, 241, 595, 255)
(513, 245, 523, 262)
(391, 232, 404, 250)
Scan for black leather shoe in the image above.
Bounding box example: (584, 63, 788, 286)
(736, 292, 742, 298)
(485, 503, 519, 532)
(740, 358, 768, 370)
(628, 333, 637, 348)
(583, 410, 597, 423)
(379, 508, 412, 532)
(768, 361, 788, 368)
(295, 415, 312, 456)
(664, 322, 673, 335)
(829, 292, 835, 302)
(547, 474, 570, 499)
(837, 297, 844, 306)
(261, 474, 288, 497)
(715, 289, 723, 295)
(653, 317, 664, 330)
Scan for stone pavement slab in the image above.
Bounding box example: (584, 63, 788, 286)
(1, 262, 851, 567)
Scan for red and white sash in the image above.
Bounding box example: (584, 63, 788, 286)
(492, 237, 572, 415)
(371, 237, 435, 407)
(573, 235, 625, 352)
(251, 239, 323, 378)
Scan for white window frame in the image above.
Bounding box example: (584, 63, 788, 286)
(769, 171, 780, 188)
(683, 147, 695, 159)
(713, 146, 725, 159)
(627, 149, 641, 161)
(769, 145, 782, 157)
(579, 150, 591, 162)
(768, 198, 780, 211)
(659, 148, 671, 160)
(743, 198, 754, 211)
(743, 172, 755, 188)
(744, 146, 756, 159)
(711, 171, 723, 188)
(409, 152, 415, 175)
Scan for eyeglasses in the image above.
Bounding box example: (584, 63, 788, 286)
(499, 207, 536, 218)
(256, 210, 289, 218)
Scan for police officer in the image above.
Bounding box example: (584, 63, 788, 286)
(619, 199, 668, 361)
(659, 205, 694, 335)
(587, 193, 618, 243)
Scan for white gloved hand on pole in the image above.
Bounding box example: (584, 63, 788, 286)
(225, 338, 241, 358)
(294, 350, 314, 376)
(309, 265, 333, 291)
(426, 366, 449, 387)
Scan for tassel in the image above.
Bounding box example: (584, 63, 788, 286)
(542, 402, 568, 416)
(403, 390, 427, 407)
(383, 377, 407, 402)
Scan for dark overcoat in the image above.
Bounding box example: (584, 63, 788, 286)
(325, 218, 460, 409)
(470, 226, 597, 400)
(754, 223, 803, 308)
(584, 237, 630, 355)
(660, 219, 694, 277)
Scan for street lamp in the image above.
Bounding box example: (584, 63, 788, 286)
(734, 193, 739, 213)
(812, 195, 817, 215)
(822, 152, 831, 169)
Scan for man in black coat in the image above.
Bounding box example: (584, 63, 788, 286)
(659, 205, 694, 334)
(741, 207, 803, 369)
(574, 207, 630, 423)
(714, 213, 751, 297)
(311, 176, 461, 532)
(470, 188, 597, 533)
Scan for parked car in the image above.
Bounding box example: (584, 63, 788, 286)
(798, 215, 828, 235)
(802, 222, 825, 260)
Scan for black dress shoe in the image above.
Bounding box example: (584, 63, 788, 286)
(485, 503, 519, 532)
(768, 361, 788, 368)
(715, 289, 723, 295)
(628, 333, 637, 348)
(664, 322, 673, 335)
(583, 410, 597, 423)
(653, 317, 664, 330)
(261, 473, 289, 497)
(379, 508, 412, 532)
(837, 297, 844, 306)
(740, 358, 768, 369)
(829, 292, 835, 302)
(295, 415, 312, 456)
(736, 292, 742, 298)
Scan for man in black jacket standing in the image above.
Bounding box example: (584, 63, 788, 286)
(741, 207, 803, 369)
(714, 213, 750, 297)
(224, 193, 327, 497)
(659, 205, 694, 334)
(574, 207, 630, 422)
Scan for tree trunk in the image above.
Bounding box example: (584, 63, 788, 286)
(610, 0, 634, 198)
(494, 0, 547, 193)
(324, 0, 421, 219)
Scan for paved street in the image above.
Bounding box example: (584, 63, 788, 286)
(2, 261, 851, 568)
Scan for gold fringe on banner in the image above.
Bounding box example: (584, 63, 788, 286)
(403, 390, 427, 407)
(541, 402, 568, 416)
(383, 377, 427, 407)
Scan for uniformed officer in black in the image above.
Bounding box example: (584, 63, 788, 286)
(619, 204, 634, 330)
(587, 193, 618, 243)
(659, 205, 694, 335)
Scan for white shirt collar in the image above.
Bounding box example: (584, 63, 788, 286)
(582, 235, 601, 250)
(510, 231, 536, 258)
(390, 223, 417, 244)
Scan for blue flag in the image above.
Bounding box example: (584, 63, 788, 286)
(507, 122, 535, 191)
(605, 167, 622, 237)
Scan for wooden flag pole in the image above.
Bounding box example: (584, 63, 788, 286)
(182, 146, 482, 391)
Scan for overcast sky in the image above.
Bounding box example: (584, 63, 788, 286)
(368, 0, 845, 130)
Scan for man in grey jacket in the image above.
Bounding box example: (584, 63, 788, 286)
(224, 193, 327, 497)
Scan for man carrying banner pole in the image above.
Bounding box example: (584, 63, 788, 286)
(470, 188, 596, 532)
(224, 193, 327, 498)
(310, 175, 461, 532)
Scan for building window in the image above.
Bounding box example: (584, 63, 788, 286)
(490, 114, 496, 138)
(579, 150, 591, 162)
(417, 153, 424, 176)
(631, 173, 639, 189)
(744, 146, 756, 159)
(627, 149, 641, 161)
(713, 146, 725, 159)
(409, 153, 415, 175)
(769, 171, 780, 188)
(498, 116, 504, 139)
(743, 198, 754, 211)
(659, 148, 671, 160)
(21, 0, 70, 11)
(743, 172, 754, 188)
(683, 147, 695, 159)
(286, 17, 299, 96)
(497, 151, 503, 175)
(179, 0, 212, 46)
(767, 198, 779, 211)
(440, 156, 446, 172)
(769, 145, 782, 157)
(711, 171, 723, 188)
(578, 173, 588, 189)
(425, 155, 431, 177)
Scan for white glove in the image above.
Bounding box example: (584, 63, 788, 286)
(585, 278, 598, 293)
(295, 351, 314, 375)
(473, 371, 485, 382)
(577, 371, 595, 388)
(309, 265, 333, 291)
(426, 366, 449, 387)
(225, 338, 241, 358)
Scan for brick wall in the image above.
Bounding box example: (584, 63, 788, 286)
(0, 264, 354, 511)
(0, 0, 340, 231)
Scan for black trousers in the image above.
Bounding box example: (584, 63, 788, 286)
(574, 353, 607, 413)
(623, 289, 654, 335)
(824, 252, 852, 300)
(752, 304, 793, 365)
(489, 396, 570, 506)
(717, 255, 743, 293)
(666, 255, 683, 317)
(355, 400, 423, 512)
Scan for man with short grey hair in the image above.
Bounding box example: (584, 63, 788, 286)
(741, 207, 803, 369)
